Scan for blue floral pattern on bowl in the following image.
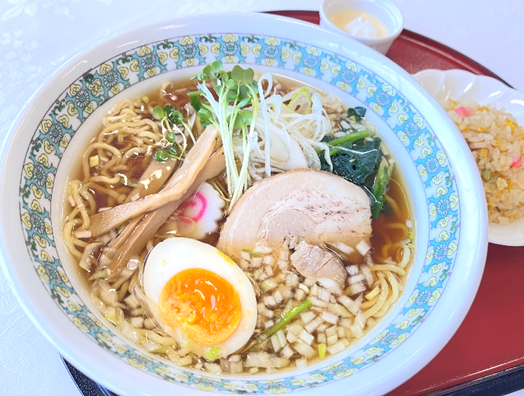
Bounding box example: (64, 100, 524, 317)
(19, 32, 459, 393)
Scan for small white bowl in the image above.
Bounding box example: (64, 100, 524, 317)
(319, 0, 403, 55)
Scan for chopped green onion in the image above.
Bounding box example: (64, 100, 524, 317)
(203, 346, 222, 361)
(239, 300, 312, 353)
(288, 87, 312, 114)
(106, 313, 117, 325)
(318, 343, 327, 360)
(120, 176, 139, 187)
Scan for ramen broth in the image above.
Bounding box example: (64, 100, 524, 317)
(62, 72, 413, 374)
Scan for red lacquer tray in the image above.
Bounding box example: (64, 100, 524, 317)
(271, 10, 524, 396)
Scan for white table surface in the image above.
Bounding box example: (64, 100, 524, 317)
(1, 1, 524, 395)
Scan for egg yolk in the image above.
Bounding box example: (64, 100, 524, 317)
(159, 268, 242, 345)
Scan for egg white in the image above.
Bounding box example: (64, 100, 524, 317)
(143, 237, 257, 359)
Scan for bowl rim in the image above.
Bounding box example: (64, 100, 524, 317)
(0, 11, 487, 396)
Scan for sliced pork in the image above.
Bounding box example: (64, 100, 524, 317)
(290, 241, 347, 294)
(217, 169, 372, 260)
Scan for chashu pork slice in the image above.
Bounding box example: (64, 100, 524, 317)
(217, 169, 372, 260)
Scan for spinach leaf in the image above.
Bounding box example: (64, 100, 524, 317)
(371, 160, 394, 218)
(347, 106, 367, 122)
(320, 136, 381, 186)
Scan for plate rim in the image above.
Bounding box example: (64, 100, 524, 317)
(414, 68, 524, 246)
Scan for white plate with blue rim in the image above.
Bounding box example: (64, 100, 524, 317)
(414, 68, 524, 246)
(0, 12, 487, 396)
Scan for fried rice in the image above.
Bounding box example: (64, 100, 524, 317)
(445, 100, 524, 225)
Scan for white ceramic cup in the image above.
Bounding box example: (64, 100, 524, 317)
(319, 0, 404, 55)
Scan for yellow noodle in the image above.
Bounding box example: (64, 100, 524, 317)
(100, 119, 161, 136)
(128, 270, 140, 294)
(375, 271, 400, 318)
(86, 182, 124, 201)
(118, 280, 130, 302)
(65, 206, 80, 222)
(117, 142, 136, 154)
(361, 294, 380, 310)
(111, 164, 130, 172)
(82, 143, 122, 181)
(364, 275, 389, 318)
(129, 136, 146, 145)
(146, 330, 177, 346)
(72, 237, 89, 248)
(112, 274, 130, 291)
(122, 147, 148, 163)
(109, 98, 134, 115)
(107, 195, 116, 208)
(160, 81, 173, 92)
(385, 193, 401, 218)
(369, 264, 406, 276)
(100, 159, 121, 176)
(113, 267, 139, 291)
(399, 244, 412, 268)
(69, 181, 90, 230)
(79, 184, 97, 215)
(390, 242, 406, 260)
(87, 142, 123, 158)
(61, 219, 83, 259)
(117, 126, 160, 137)
(115, 307, 125, 326)
(98, 131, 115, 144)
(379, 235, 393, 262)
(89, 175, 122, 185)
(383, 222, 409, 236)
(154, 345, 177, 355)
(137, 131, 163, 142)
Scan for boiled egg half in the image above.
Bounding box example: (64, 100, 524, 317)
(143, 237, 257, 359)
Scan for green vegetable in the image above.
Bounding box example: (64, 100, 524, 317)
(154, 145, 182, 162)
(153, 149, 170, 162)
(106, 313, 117, 325)
(152, 105, 166, 121)
(318, 106, 393, 218)
(371, 159, 394, 218)
(120, 175, 139, 187)
(482, 169, 492, 182)
(319, 129, 371, 156)
(320, 135, 382, 186)
(288, 87, 312, 114)
(239, 300, 312, 353)
(190, 61, 259, 209)
(152, 104, 194, 163)
(166, 145, 179, 157)
(318, 343, 327, 360)
(165, 131, 176, 143)
(203, 346, 222, 361)
(347, 106, 366, 122)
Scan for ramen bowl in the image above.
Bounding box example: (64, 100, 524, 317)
(0, 12, 487, 396)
